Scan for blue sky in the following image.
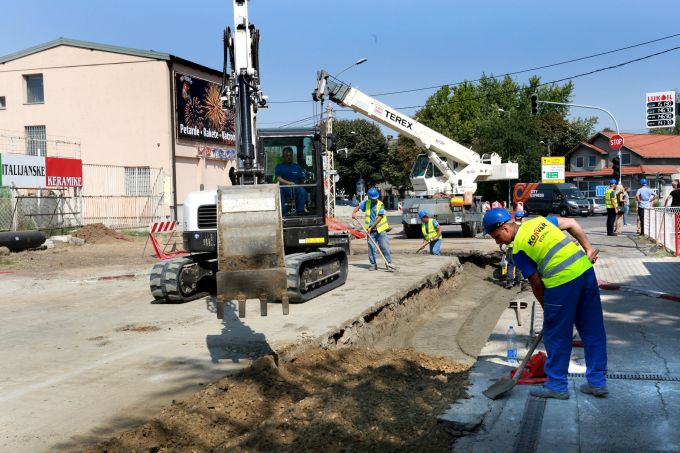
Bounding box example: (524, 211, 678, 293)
(2, 0, 679, 135)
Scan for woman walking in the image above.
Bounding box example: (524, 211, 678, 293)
(615, 185, 625, 234)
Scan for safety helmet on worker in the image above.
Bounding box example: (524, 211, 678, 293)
(514, 210, 525, 219)
(367, 188, 380, 199)
(418, 210, 428, 219)
(610, 179, 617, 185)
(640, 177, 648, 185)
(483, 208, 512, 234)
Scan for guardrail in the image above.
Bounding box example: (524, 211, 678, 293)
(644, 207, 680, 257)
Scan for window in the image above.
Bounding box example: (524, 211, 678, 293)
(621, 152, 631, 165)
(24, 74, 44, 104)
(588, 156, 597, 168)
(575, 156, 584, 168)
(25, 125, 46, 156)
(125, 167, 151, 196)
(0, 96, 5, 109)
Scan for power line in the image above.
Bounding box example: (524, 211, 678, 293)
(268, 31, 680, 104)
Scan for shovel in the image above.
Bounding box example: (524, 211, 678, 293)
(483, 330, 544, 400)
(354, 219, 397, 272)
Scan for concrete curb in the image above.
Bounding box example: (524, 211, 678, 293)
(598, 279, 680, 302)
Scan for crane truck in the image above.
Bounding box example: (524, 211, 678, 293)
(150, 1, 348, 318)
(312, 71, 519, 238)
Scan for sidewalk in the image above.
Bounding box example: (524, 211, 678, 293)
(440, 221, 680, 452)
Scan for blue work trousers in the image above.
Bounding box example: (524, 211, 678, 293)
(280, 186, 307, 215)
(429, 239, 441, 256)
(368, 231, 392, 265)
(542, 267, 607, 392)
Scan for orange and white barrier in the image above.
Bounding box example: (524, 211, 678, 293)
(148, 221, 187, 260)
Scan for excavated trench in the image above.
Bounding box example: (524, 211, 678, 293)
(88, 253, 514, 453)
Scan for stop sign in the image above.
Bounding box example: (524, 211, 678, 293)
(609, 134, 624, 150)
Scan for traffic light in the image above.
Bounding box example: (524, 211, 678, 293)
(530, 94, 538, 115)
(611, 157, 620, 177)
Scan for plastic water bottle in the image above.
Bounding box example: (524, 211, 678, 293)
(501, 253, 508, 276)
(506, 326, 517, 364)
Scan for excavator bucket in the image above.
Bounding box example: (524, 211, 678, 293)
(215, 184, 288, 318)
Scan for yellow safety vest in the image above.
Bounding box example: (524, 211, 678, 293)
(421, 219, 439, 242)
(364, 199, 389, 233)
(512, 216, 592, 288)
(604, 188, 618, 208)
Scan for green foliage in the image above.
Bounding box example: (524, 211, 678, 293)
(649, 117, 680, 135)
(332, 119, 389, 196)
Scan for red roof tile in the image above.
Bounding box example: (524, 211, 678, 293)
(599, 132, 680, 158)
(566, 165, 680, 177)
(581, 142, 608, 155)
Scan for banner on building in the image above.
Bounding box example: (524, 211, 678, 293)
(175, 73, 237, 146)
(0, 153, 82, 188)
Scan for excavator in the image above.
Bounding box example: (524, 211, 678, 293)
(312, 71, 519, 238)
(150, 0, 348, 318)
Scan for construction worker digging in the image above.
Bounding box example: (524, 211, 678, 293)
(352, 188, 396, 271)
(416, 210, 443, 255)
(483, 208, 607, 400)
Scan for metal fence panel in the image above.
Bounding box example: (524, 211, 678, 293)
(644, 207, 680, 257)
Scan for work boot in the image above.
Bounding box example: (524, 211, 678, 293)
(504, 281, 514, 289)
(368, 264, 378, 271)
(579, 383, 608, 397)
(530, 385, 569, 400)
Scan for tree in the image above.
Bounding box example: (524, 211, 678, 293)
(332, 119, 388, 196)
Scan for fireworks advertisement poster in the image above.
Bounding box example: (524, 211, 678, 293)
(175, 73, 236, 146)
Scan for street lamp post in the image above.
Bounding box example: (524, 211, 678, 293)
(325, 58, 367, 218)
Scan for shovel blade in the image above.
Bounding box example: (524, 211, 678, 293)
(482, 378, 516, 400)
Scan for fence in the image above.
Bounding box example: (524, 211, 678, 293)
(0, 165, 168, 232)
(644, 207, 680, 257)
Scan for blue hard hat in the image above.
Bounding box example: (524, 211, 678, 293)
(610, 179, 617, 185)
(514, 210, 525, 219)
(483, 208, 512, 234)
(418, 210, 428, 219)
(367, 188, 379, 199)
(640, 177, 648, 185)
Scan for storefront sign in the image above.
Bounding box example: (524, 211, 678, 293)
(0, 153, 82, 188)
(176, 73, 236, 145)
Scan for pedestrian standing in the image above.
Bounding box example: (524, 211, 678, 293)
(352, 187, 393, 270)
(417, 210, 443, 256)
(664, 180, 680, 207)
(604, 179, 618, 236)
(504, 210, 525, 289)
(483, 208, 607, 400)
(622, 186, 630, 225)
(636, 178, 658, 236)
(614, 184, 625, 234)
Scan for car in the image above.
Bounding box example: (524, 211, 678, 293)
(588, 197, 607, 215)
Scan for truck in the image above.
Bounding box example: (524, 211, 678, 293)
(513, 182, 591, 217)
(150, 1, 348, 318)
(312, 71, 519, 238)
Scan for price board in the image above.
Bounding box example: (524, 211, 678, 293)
(646, 91, 676, 129)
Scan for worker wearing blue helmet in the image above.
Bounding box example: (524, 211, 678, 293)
(417, 210, 443, 255)
(483, 207, 607, 400)
(635, 177, 657, 236)
(352, 187, 393, 270)
(604, 179, 619, 236)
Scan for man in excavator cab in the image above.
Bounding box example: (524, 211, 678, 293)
(275, 146, 308, 215)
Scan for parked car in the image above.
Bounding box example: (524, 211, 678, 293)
(588, 197, 607, 215)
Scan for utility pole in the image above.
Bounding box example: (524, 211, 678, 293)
(325, 102, 335, 218)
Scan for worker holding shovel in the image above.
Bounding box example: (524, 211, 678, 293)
(482, 208, 607, 400)
(352, 188, 395, 271)
(416, 210, 443, 255)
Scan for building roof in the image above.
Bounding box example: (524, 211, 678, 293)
(599, 132, 680, 158)
(566, 165, 680, 178)
(0, 37, 170, 64)
(0, 37, 221, 76)
(581, 142, 608, 155)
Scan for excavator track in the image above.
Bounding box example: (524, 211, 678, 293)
(150, 255, 214, 303)
(285, 247, 348, 302)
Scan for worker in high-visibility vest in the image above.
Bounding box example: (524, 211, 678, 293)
(352, 187, 393, 271)
(417, 210, 443, 255)
(483, 208, 607, 400)
(604, 179, 619, 236)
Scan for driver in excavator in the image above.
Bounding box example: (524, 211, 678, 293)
(276, 147, 308, 215)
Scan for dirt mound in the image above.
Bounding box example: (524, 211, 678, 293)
(87, 347, 469, 452)
(71, 223, 130, 244)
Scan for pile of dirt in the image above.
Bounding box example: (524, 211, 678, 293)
(71, 223, 130, 244)
(87, 347, 469, 452)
